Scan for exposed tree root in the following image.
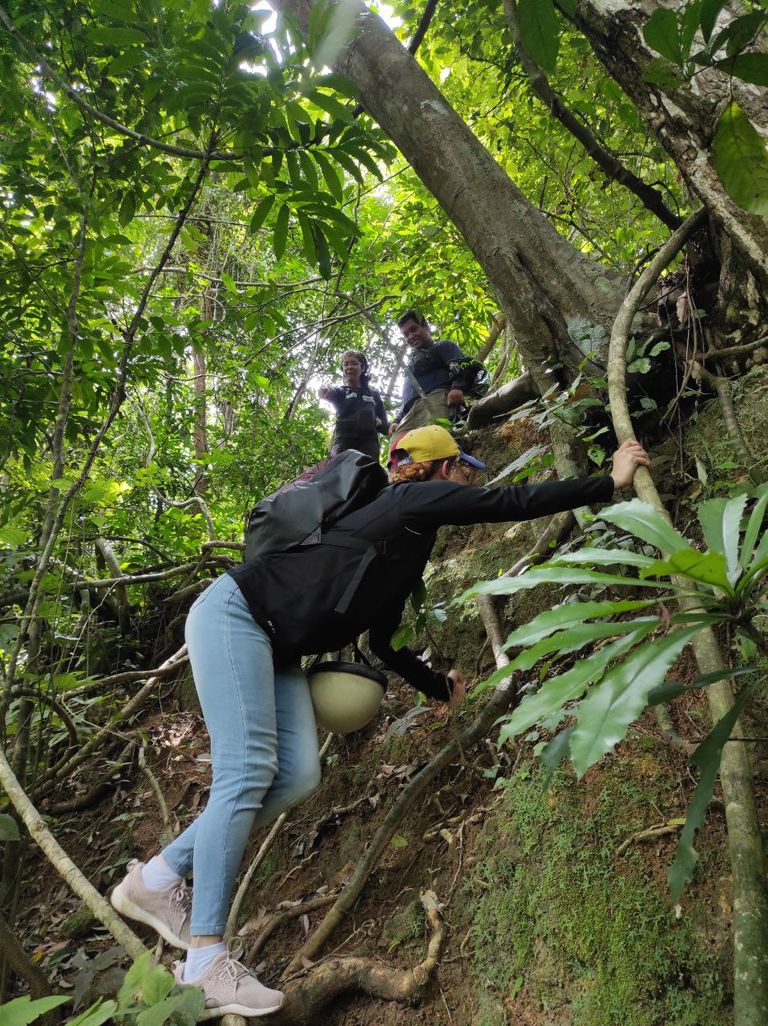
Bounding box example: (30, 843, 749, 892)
(222, 890, 445, 1026)
(607, 206, 768, 1026)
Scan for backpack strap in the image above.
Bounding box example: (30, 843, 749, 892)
(321, 533, 387, 615)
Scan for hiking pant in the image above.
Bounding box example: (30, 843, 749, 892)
(396, 389, 452, 433)
(330, 435, 381, 461)
(161, 574, 321, 935)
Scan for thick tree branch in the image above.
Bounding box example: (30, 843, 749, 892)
(503, 0, 681, 230)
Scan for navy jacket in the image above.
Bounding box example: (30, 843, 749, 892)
(397, 339, 474, 419)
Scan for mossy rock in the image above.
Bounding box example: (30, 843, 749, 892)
(381, 898, 422, 950)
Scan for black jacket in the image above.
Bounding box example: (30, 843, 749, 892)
(325, 385, 388, 447)
(229, 475, 614, 700)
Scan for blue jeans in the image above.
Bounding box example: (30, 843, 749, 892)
(161, 574, 321, 935)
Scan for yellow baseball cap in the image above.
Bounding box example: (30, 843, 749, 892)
(388, 424, 486, 470)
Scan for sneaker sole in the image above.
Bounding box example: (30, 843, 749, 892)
(199, 1000, 284, 1019)
(110, 880, 190, 951)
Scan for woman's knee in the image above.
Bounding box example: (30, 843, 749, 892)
(285, 758, 322, 807)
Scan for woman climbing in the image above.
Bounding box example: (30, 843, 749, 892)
(318, 350, 389, 461)
(110, 425, 650, 1018)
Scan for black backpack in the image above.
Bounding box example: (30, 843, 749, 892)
(244, 450, 388, 564)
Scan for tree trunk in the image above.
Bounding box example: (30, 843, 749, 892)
(574, 0, 768, 298)
(275, 0, 624, 377)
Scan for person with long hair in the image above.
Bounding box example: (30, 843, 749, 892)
(110, 425, 650, 1018)
(318, 350, 388, 460)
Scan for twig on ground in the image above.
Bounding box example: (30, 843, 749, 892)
(615, 820, 685, 857)
(38, 645, 188, 791)
(138, 744, 176, 845)
(244, 895, 337, 959)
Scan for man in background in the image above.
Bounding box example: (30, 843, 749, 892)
(390, 309, 482, 436)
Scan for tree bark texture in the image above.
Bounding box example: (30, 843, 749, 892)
(575, 0, 768, 295)
(275, 0, 623, 375)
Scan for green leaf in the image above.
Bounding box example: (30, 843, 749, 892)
(141, 964, 174, 1005)
(716, 12, 767, 58)
(66, 1000, 119, 1026)
(503, 599, 656, 648)
(312, 149, 344, 202)
(550, 547, 658, 568)
(498, 628, 654, 742)
(740, 487, 768, 569)
(643, 8, 683, 65)
(597, 498, 689, 554)
(285, 150, 302, 190)
(314, 224, 333, 279)
(330, 147, 365, 184)
(390, 624, 415, 651)
(517, 0, 560, 74)
(641, 547, 733, 593)
(712, 101, 768, 217)
(504, 617, 659, 670)
(647, 680, 689, 705)
(136, 993, 184, 1026)
(296, 211, 317, 265)
(461, 565, 667, 603)
(679, 0, 702, 61)
(118, 951, 155, 1007)
(699, 0, 727, 42)
(668, 684, 751, 900)
(697, 497, 727, 553)
(118, 192, 136, 227)
(570, 625, 701, 776)
(644, 57, 687, 89)
(538, 726, 574, 776)
(249, 194, 276, 233)
(0, 996, 70, 1026)
(305, 89, 354, 123)
(272, 203, 290, 260)
(0, 814, 20, 841)
(220, 272, 237, 296)
(721, 492, 748, 579)
(298, 150, 319, 193)
(716, 52, 768, 86)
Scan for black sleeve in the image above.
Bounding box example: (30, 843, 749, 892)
(325, 386, 345, 412)
(368, 604, 452, 701)
(399, 475, 615, 530)
(372, 390, 389, 433)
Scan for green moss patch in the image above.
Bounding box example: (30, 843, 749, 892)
(459, 756, 729, 1026)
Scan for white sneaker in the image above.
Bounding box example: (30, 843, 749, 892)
(174, 952, 284, 1018)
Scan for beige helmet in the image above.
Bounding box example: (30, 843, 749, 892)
(308, 661, 387, 734)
